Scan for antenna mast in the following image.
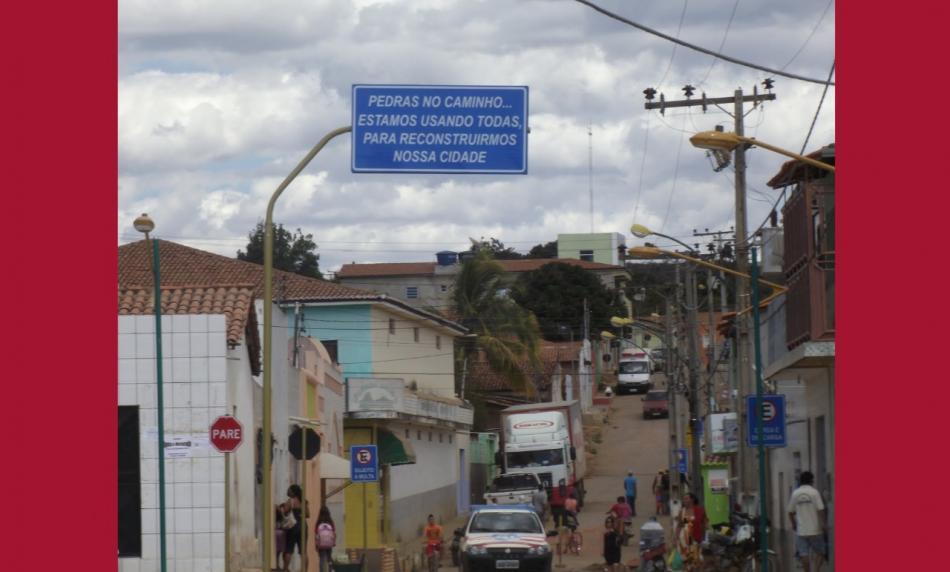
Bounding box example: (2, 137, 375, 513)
(588, 122, 594, 233)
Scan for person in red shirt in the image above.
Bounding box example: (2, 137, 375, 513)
(676, 493, 707, 567)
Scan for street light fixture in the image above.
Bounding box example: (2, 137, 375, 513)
(690, 131, 835, 173)
(133, 213, 167, 572)
(630, 223, 698, 255)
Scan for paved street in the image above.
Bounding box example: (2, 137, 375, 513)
(552, 386, 673, 571)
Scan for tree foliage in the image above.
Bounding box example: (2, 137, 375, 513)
(512, 262, 628, 341)
(452, 251, 541, 395)
(468, 236, 524, 259)
(237, 222, 323, 279)
(526, 240, 557, 259)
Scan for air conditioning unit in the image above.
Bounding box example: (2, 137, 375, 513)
(759, 228, 784, 276)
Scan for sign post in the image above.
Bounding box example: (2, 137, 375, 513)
(210, 415, 243, 572)
(351, 445, 379, 550)
(352, 84, 528, 174)
(744, 394, 787, 447)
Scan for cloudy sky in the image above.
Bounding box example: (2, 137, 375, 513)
(118, 0, 835, 273)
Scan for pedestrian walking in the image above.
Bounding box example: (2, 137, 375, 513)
(660, 470, 670, 515)
(602, 515, 622, 572)
(550, 479, 568, 528)
(675, 493, 707, 571)
(788, 471, 827, 572)
(314, 505, 336, 572)
(532, 483, 548, 523)
(282, 484, 308, 572)
(652, 471, 664, 516)
(623, 470, 637, 516)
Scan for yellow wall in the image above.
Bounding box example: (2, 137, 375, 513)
(369, 306, 457, 398)
(344, 427, 381, 548)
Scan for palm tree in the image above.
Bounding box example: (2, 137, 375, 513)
(452, 251, 542, 396)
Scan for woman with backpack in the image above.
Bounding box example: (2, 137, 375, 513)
(315, 506, 336, 572)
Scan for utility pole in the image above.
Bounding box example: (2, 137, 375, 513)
(646, 84, 775, 509)
(684, 264, 704, 503)
(665, 295, 680, 496)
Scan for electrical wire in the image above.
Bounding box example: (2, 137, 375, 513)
(780, 0, 835, 71)
(659, 115, 688, 233)
(573, 0, 835, 86)
(800, 60, 835, 154)
(698, 0, 742, 88)
(657, 0, 690, 91)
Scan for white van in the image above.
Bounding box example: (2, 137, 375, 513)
(617, 350, 652, 394)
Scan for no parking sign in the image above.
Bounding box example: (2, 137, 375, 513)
(350, 444, 379, 482)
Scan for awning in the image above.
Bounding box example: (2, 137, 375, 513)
(318, 453, 351, 480)
(378, 427, 416, 466)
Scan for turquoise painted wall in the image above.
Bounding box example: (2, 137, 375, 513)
(297, 304, 374, 379)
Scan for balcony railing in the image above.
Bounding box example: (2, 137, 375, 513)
(345, 377, 474, 426)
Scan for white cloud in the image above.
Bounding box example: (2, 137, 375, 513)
(118, 0, 834, 271)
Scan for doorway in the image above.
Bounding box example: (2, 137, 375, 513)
(457, 448, 470, 514)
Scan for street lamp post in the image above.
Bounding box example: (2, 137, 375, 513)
(261, 126, 350, 572)
(629, 224, 705, 498)
(629, 242, 785, 569)
(133, 214, 167, 572)
(689, 131, 836, 173)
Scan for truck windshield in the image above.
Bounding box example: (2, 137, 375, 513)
(620, 361, 649, 374)
(491, 474, 538, 492)
(506, 449, 564, 468)
(469, 512, 542, 534)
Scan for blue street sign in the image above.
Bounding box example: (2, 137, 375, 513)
(745, 394, 787, 447)
(675, 448, 688, 474)
(350, 444, 379, 482)
(352, 85, 528, 174)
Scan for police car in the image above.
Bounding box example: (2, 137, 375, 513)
(457, 505, 556, 572)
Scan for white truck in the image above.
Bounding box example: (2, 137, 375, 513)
(496, 401, 587, 505)
(617, 349, 652, 394)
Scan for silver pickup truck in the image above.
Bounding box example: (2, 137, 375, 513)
(483, 472, 542, 506)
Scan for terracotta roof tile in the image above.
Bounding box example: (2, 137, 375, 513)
(118, 285, 255, 346)
(469, 341, 582, 392)
(118, 240, 379, 301)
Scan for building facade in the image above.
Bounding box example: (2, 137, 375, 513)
(557, 232, 627, 265)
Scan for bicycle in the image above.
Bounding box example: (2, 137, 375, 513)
(566, 528, 583, 555)
(739, 550, 779, 572)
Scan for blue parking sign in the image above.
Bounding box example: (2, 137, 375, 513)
(745, 394, 787, 447)
(350, 444, 379, 482)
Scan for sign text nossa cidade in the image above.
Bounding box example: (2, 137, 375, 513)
(352, 85, 528, 174)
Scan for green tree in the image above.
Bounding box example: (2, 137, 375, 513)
(526, 240, 557, 259)
(452, 251, 541, 395)
(237, 222, 323, 279)
(468, 236, 524, 259)
(512, 262, 628, 341)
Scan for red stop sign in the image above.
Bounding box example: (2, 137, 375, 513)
(210, 416, 243, 452)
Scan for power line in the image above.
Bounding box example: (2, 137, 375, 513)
(698, 0, 742, 88)
(800, 60, 835, 154)
(573, 0, 835, 86)
(657, 0, 690, 91)
(660, 116, 688, 233)
(780, 0, 835, 71)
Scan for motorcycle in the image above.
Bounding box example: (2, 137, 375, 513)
(450, 528, 464, 566)
(702, 510, 771, 569)
(638, 517, 666, 572)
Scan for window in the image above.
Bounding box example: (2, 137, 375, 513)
(436, 335, 441, 350)
(417, 430, 422, 440)
(322, 340, 339, 364)
(449, 434, 453, 444)
(413, 328, 420, 342)
(429, 431, 433, 442)
(406, 286, 419, 299)
(579, 249, 594, 262)
(118, 406, 141, 557)
(389, 319, 395, 334)
(440, 284, 448, 293)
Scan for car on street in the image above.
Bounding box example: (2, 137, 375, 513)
(483, 472, 542, 506)
(458, 505, 557, 572)
(641, 390, 669, 419)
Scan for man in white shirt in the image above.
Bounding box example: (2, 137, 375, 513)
(788, 471, 827, 572)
